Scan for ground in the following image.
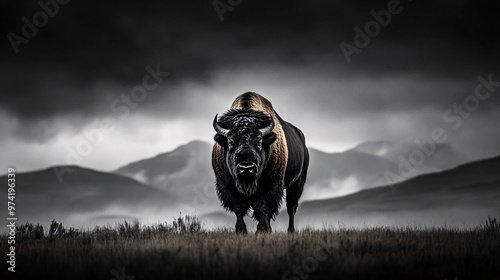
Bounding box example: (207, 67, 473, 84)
(1, 217, 499, 280)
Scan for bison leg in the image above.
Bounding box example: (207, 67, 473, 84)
(233, 204, 250, 234)
(253, 188, 282, 233)
(286, 180, 305, 233)
(255, 209, 271, 233)
(235, 211, 248, 234)
(286, 204, 297, 233)
(252, 199, 271, 233)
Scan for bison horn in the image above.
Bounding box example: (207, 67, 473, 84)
(213, 114, 230, 137)
(259, 115, 275, 136)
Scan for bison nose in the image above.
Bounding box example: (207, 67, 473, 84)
(236, 161, 257, 176)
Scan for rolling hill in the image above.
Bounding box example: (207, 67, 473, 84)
(0, 166, 180, 229)
(289, 155, 500, 228)
(204, 155, 500, 230)
(350, 140, 469, 175)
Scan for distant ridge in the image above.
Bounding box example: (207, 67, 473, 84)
(0, 165, 180, 229)
(287, 155, 500, 228)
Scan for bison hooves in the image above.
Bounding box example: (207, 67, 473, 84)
(235, 221, 247, 234)
(236, 227, 248, 234)
(256, 223, 272, 234)
(287, 227, 296, 234)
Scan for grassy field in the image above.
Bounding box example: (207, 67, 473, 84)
(1, 216, 500, 280)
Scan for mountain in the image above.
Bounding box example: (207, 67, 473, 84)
(306, 148, 400, 199)
(0, 166, 181, 229)
(114, 140, 469, 203)
(114, 140, 221, 213)
(288, 155, 500, 228)
(350, 140, 395, 157)
(350, 140, 469, 175)
(114, 140, 406, 202)
(115, 140, 213, 187)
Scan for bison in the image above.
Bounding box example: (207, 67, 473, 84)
(212, 92, 309, 233)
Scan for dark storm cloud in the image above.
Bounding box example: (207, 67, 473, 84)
(1, 0, 499, 123)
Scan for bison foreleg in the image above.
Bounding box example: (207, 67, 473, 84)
(253, 199, 271, 233)
(235, 211, 248, 234)
(255, 210, 271, 233)
(233, 203, 250, 234)
(253, 184, 283, 233)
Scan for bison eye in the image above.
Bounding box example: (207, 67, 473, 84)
(257, 142, 263, 150)
(227, 140, 234, 149)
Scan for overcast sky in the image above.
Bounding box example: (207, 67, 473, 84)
(1, 0, 499, 172)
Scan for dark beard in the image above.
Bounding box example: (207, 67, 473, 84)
(235, 178, 258, 197)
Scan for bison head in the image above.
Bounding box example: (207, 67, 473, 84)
(213, 109, 277, 196)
